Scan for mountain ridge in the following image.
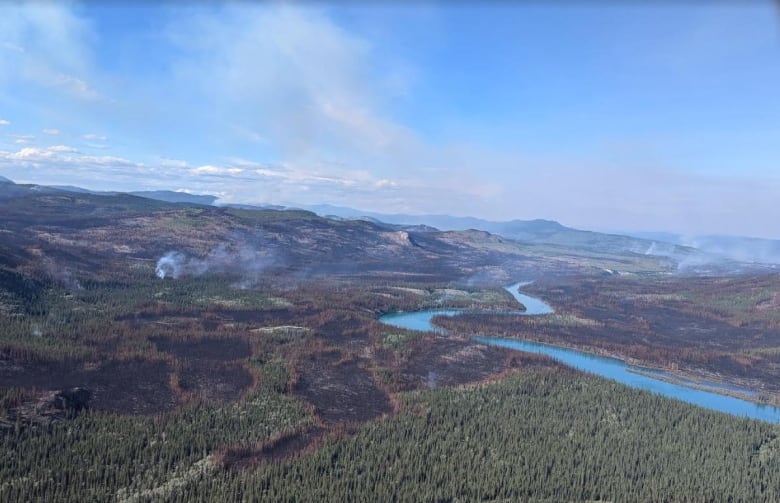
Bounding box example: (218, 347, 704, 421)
(2, 176, 774, 267)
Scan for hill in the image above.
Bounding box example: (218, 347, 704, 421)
(0, 179, 679, 285)
(2, 178, 780, 502)
(303, 204, 697, 259)
(0, 178, 736, 272)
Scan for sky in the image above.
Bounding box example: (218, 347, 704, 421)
(0, 2, 779, 238)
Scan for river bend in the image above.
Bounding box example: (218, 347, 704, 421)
(379, 282, 780, 422)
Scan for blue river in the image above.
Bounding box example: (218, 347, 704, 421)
(379, 282, 780, 422)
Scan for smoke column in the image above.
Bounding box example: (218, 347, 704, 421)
(156, 252, 185, 279)
(154, 241, 276, 280)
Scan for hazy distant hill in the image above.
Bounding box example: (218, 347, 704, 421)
(0, 178, 65, 200)
(302, 204, 695, 258)
(0, 179, 696, 260)
(1, 178, 217, 206)
(129, 190, 217, 205)
(2, 177, 773, 268)
(0, 178, 687, 283)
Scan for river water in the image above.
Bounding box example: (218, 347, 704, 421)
(379, 282, 780, 422)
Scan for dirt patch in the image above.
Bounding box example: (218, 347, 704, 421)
(178, 362, 253, 403)
(0, 358, 175, 415)
(294, 351, 392, 424)
(151, 336, 251, 361)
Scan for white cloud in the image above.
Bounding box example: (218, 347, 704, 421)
(84, 143, 109, 150)
(8, 147, 53, 160)
(230, 125, 266, 144)
(2, 5, 487, 216)
(49, 145, 77, 153)
(42, 128, 60, 135)
(1, 42, 24, 54)
(10, 134, 34, 145)
(225, 157, 264, 169)
(0, 119, 9, 126)
(192, 165, 244, 176)
(0, 145, 134, 169)
(374, 179, 398, 189)
(21, 65, 103, 101)
(159, 157, 189, 169)
(49, 72, 101, 101)
(82, 133, 107, 141)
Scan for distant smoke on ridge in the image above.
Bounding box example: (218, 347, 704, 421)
(155, 242, 277, 280)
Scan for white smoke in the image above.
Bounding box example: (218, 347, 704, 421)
(155, 243, 276, 280)
(643, 241, 677, 257)
(427, 370, 438, 389)
(40, 256, 83, 290)
(681, 236, 780, 265)
(155, 252, 186, 279)
(639, 240, 729, 273)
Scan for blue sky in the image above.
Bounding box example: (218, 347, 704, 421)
(0, 2, 778, 238)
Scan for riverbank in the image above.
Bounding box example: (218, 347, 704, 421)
(381, 281, 780, 422)
(475, 332, 780, 407)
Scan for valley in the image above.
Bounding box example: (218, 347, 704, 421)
(1, 180, 780, 500)
(3, 2, 776, 499)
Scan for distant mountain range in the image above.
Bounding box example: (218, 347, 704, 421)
(299, 205, 780, 267)
(0, 176, 690, 284)
(301, 204, 692, 257)
(0, 177, 217, 206)
(1, 176, 777, 267)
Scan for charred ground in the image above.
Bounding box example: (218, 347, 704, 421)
(2, 182, 780, 501)
(437, 274, 780, 400)
(1, 184, 777, 423)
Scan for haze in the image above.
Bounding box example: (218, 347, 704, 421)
(1, 2, 778, 238)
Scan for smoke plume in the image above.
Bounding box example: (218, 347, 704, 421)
(155, 242, 276, 280)
(155, 252, 186, 279)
